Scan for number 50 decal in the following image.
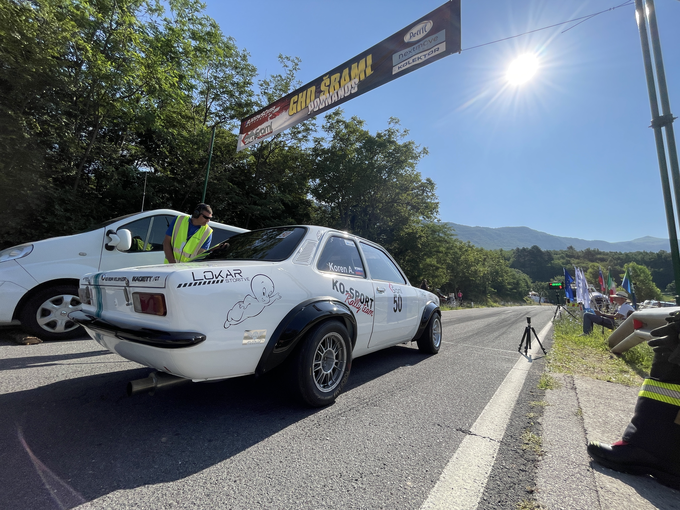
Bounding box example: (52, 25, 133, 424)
(393, 295, 402, 312)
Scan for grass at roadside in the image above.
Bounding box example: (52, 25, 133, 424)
(546, 314, 653, 387)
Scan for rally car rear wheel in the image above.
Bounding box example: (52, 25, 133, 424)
(294, 321, 352, 407)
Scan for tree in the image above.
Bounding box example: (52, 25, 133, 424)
(510, 245, 555, 282)
(621, 262, 662, 302)
(309, 110, 436, 248)
(0, 0, 257, 247)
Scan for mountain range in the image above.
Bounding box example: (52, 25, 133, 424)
(447, 223, 671, 253)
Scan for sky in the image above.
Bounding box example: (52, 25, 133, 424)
(203, 0, 680, 244)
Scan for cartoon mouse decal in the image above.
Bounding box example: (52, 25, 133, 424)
(224, 274, 281, 329)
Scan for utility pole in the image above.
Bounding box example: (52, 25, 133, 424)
(634, 0, 680, 303)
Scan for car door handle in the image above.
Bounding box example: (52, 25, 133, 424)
(376, 287, 386, 294)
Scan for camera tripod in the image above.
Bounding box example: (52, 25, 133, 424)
(518, 317, 547, 356)
(552, 290, 577, 320)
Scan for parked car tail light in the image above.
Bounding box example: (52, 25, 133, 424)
(132, 292, 167, 316)
(633, 319, 645, 330)
(78, 287, 92, 305)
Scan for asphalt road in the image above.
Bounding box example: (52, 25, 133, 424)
(0, 306, 554, 509)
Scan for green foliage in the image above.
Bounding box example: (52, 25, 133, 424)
(0, 0, 257, 244)
(309, 110, 435, 244)
(508, 243, 673, 297)
(549, 315, 652, 386)
(622, 262, 662, 301)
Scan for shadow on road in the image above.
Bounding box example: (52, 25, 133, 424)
(1, 343, 428, 509)
(0, 349, 112, 371)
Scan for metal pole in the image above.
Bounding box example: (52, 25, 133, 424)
(141, 171, 148, 212)
(202, 125, 217, 203)
(645, 0, 680, 235)
(634, 0, 680, 303)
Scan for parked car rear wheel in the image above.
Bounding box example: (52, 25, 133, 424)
(20, 284, 84, 341)
(294, 321, 352, 407)
(417, 313, 442, 354)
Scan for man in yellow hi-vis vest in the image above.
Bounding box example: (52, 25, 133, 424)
(163, 203, 214, 263)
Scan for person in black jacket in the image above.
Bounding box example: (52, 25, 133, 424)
(587, 310, 680, 490)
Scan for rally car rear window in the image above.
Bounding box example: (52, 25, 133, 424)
(199, 227, 307, 262)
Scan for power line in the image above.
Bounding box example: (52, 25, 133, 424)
(461, 1, 634, 52)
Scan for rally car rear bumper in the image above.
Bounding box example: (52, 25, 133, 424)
(70, 311, 206, 348)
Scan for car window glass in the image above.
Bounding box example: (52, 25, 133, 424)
(317, 236, 365, 277)
(211, 226, 244, 246)
(121, 215, 174, 253)
(199, 227, 307, 262)
(360, 242, 406, 284)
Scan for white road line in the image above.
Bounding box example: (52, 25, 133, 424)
(420, 322, 553, 510)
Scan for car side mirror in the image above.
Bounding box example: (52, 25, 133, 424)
(105, 229, 133, 252)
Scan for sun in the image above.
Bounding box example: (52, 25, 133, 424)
(506, 54, 539, 85)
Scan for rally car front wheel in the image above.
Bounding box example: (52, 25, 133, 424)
(294, 320, 352, 407)
(417, 313, 442, 354)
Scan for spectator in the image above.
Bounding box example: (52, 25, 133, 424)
(581, 290, 634, 335)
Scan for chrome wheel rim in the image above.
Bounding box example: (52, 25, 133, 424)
(432, 317, 442, 349)
(36, 294, 82, 334)
(313, 332, 347, 393)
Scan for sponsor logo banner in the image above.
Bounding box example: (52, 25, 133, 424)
(237, 1, 461, 151)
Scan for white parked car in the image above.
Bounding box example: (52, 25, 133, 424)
(0, 209, 247, 340)
(608, 305, 680, 354)
(71, 226, 442, 406)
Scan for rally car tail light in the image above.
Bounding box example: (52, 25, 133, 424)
(132, 292, 167, 316)
(633, 319, 645, 330)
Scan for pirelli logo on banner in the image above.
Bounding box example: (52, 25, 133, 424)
(237, 1, 461, 152)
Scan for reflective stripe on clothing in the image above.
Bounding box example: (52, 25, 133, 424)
(639, 378, 680, 407)
(166, 216, 212, 263)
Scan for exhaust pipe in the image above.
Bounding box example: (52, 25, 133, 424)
(127, 371, 189, 396)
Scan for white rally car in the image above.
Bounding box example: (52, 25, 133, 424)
(71, 226, 442, 406)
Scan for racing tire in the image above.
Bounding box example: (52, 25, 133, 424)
(19, 284, 84, 341)
(294, 320, 352, 407)
(417, 313, 442, 354)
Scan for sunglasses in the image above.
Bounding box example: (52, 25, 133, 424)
(201, 214, 213, 221)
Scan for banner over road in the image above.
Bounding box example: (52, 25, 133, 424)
(237, 1, 461, 151)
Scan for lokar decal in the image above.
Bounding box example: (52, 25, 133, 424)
(332, 279, 374, 317)
(177, 268, 249, 288)
(224, 274, 281, 329)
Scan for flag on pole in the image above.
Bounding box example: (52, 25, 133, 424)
(607, 269, 616, 297)
(575, 266, 590, 307)
(598, 268, 606, 294)
(564, 268, 575, 301)
(621, 268, 637, 309)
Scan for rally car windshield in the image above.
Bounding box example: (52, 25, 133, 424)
(198, 227, 307, 262)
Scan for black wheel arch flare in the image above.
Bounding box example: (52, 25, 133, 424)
(412, 301, 441, 342)
(255, 297, 357, 377)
